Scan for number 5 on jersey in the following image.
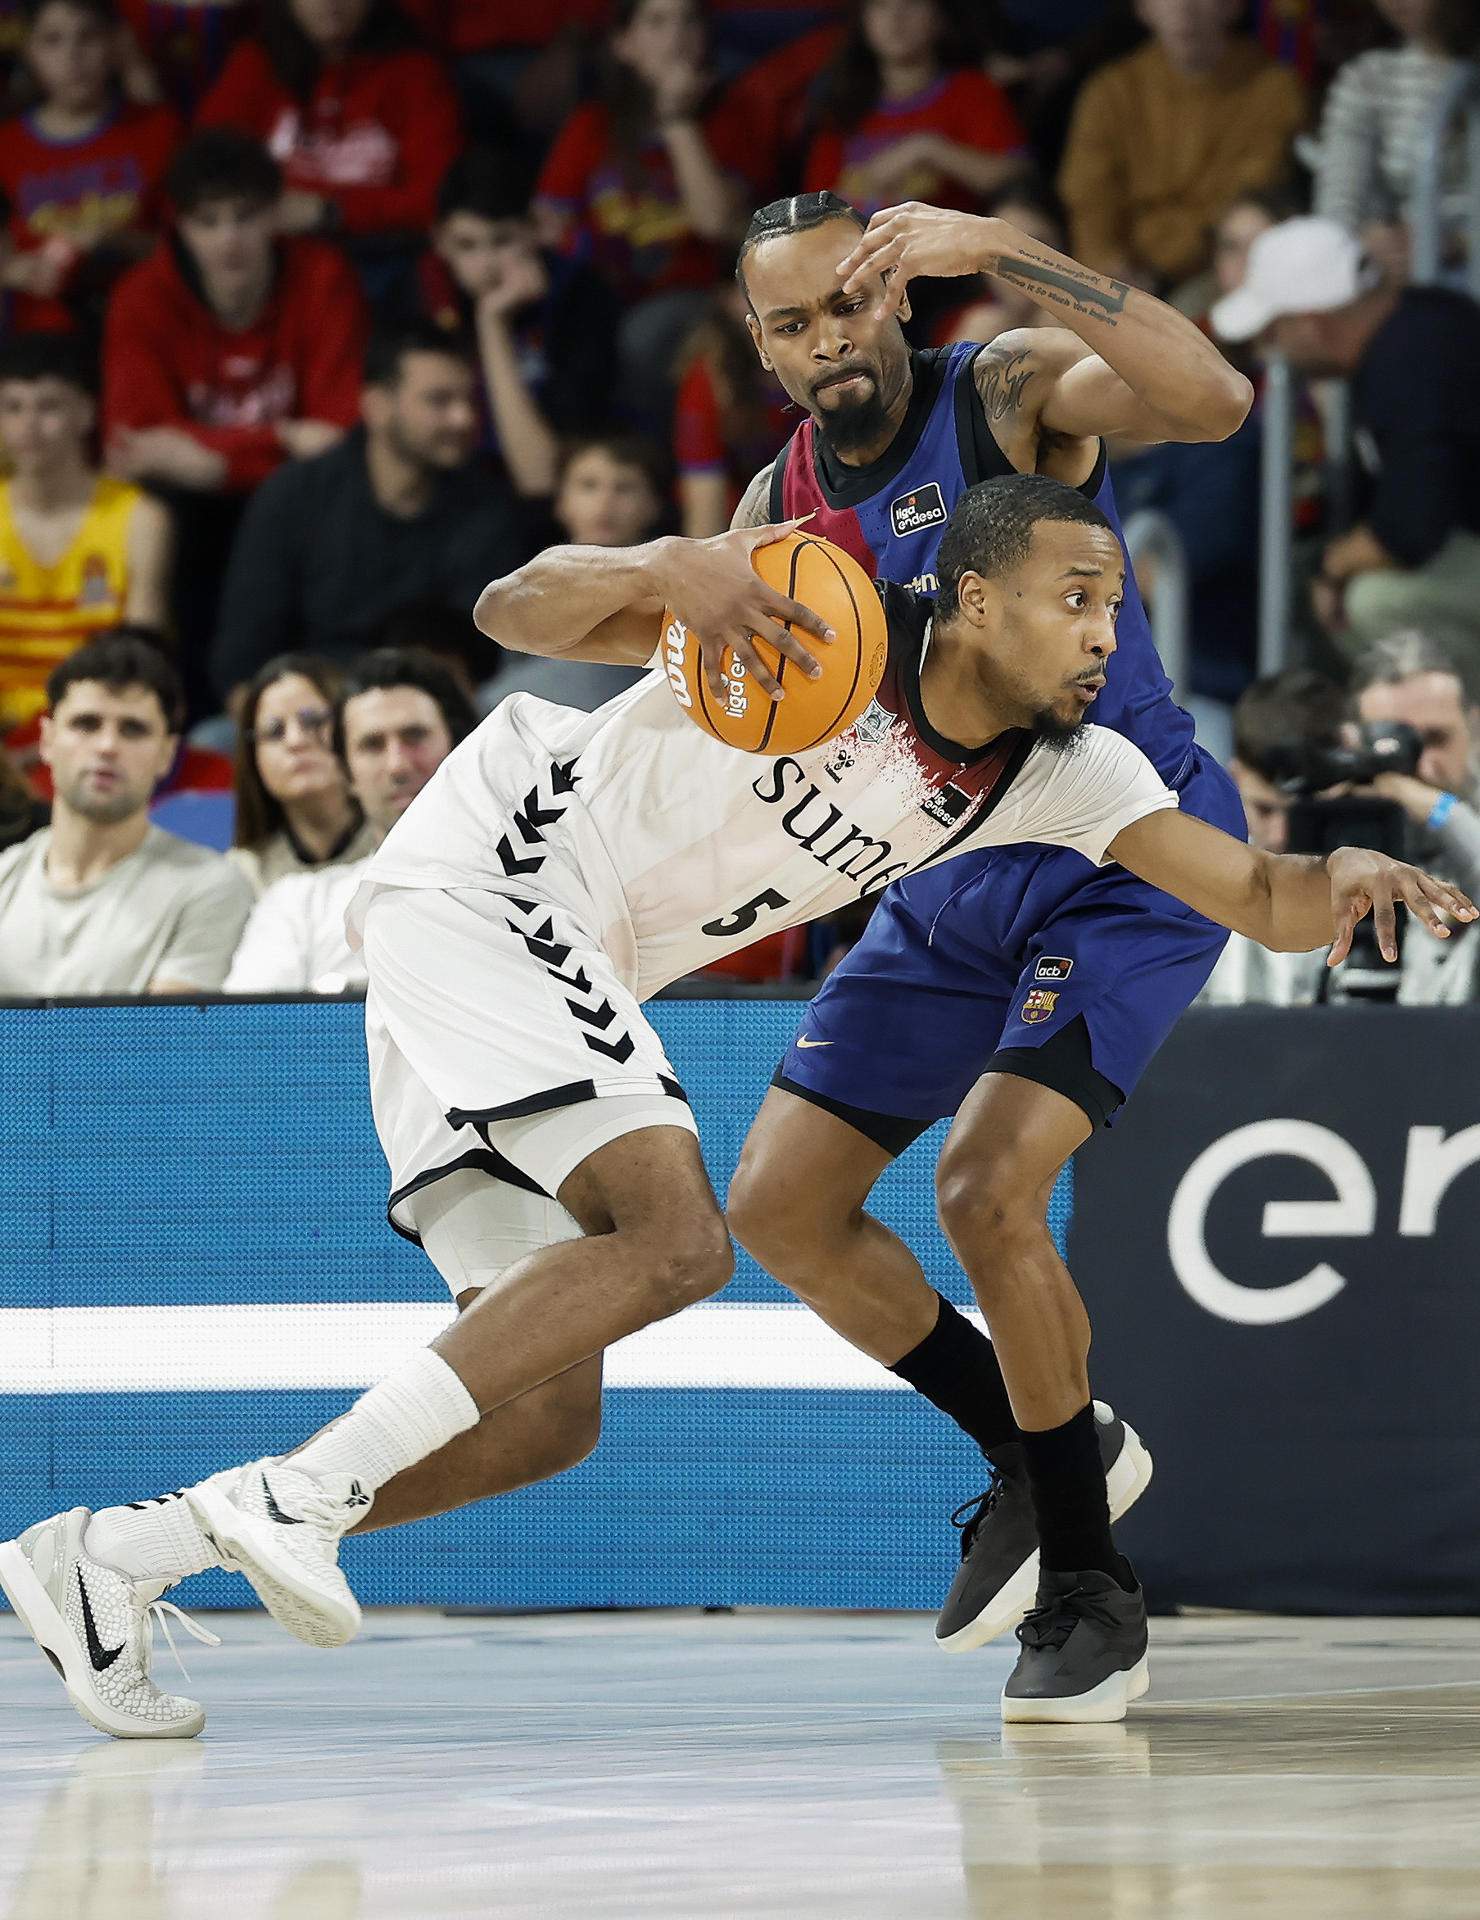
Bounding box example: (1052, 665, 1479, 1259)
(701, 890, 791, 938)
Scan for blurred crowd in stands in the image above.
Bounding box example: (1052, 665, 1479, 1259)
(0, 0, 1478, 1003)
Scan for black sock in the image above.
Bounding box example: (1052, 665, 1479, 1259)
(1020, 1402, 1134, 1588)
(887, 1292, 1021, 1457)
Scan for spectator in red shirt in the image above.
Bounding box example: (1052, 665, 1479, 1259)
(0, 0, 181, 333)
(104, 128, 366, 496)
(103, 127, 365, 713)
(673, 284, 791, 536)
(415, 147, 618, 498)
(197, 0, 461, 261)
(534, 0, 758, 430)
(802, 0, 1027, 221)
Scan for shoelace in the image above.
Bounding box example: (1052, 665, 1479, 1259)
(137, 1596, 222, 1688)
(292, 1491, 363, 1542)
(1016, 1585, 1124, 1654)
(950, 1470, 1016, 1561)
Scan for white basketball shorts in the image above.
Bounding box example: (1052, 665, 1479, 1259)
(360, 885, 696, 1247)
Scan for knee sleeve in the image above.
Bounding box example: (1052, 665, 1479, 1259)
(405, 1168, 583, 1301)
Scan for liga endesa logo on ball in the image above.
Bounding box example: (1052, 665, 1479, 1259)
(663, 533, 887, 757)
(724, 653, 750, 720)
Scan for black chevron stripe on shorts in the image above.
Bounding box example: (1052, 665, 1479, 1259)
(501, 888, 637, 1067)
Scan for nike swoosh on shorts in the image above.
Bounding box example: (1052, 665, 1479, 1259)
(795, 1036, 832, 1048)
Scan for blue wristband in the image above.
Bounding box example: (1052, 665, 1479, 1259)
(1427, 791, 1458, 833)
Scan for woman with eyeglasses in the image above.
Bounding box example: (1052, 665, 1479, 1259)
(229, 655, 378, 896)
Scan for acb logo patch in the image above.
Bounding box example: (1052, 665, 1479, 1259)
(1020, 988, 1060, 1025)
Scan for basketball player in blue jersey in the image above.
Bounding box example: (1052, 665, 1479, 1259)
(721, 193, 1257, 1719)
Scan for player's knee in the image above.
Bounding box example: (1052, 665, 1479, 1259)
(530, 1358, 604, 1471)
(543, 1394, 602, 1475)
(728, 1159, 814, 1272)
(636, 1211, 734, 1314)
(935, 1152, 1044, 1257)
(566, 1402, 602, 1471)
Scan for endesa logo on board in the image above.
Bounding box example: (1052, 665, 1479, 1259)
(1168, 1118, 1480, 1325)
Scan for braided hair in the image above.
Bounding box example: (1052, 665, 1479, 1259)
(735, 191, 865, 304)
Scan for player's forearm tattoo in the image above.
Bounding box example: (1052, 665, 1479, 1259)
(976, 347, 1034, 421)
(990, 251, 1130, 326)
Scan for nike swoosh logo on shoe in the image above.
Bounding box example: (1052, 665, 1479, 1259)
(77, 1571, 124, 1672)
(261, 1474, 305, 1525)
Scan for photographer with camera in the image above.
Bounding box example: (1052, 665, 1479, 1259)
(1204, 669, 1346, 1006)
(1225, 669, 1348, 860)
(1351, 630, 1480, 908)
(1203, 652, 1479, 1006)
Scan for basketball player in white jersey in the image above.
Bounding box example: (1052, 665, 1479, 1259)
(2, 474, 1469, 1736)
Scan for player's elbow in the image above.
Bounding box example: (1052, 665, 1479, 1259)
(1188, 364, 1255, 443)
(474, 574, 536, 654)
(472, 579, 504, 641)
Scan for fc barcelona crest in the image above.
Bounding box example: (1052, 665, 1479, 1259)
(1020, 988, 1059, 1025)
(78, 555, 112, 607)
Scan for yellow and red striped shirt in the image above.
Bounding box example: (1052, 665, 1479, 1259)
(0, 475, 141, 729)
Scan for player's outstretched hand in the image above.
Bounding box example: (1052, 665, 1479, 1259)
(1326, 848, 1477, 966)
(669, 521, 834, 702)
(837, 203, 988, 315)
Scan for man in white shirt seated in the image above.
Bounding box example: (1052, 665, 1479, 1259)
(226, 647, 477, 992)
(0, 635, 253, 995)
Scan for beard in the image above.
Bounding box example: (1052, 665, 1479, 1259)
(1030, 706, 1091, 753)
(813, 376, 892, 457)
(385, 415, 468, 473)
(60, 778, 146, 824)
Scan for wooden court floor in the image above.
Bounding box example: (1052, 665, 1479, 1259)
(3, 1609, 1478, 1919)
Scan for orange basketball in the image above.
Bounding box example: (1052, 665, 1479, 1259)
(662, 533, 888, 755)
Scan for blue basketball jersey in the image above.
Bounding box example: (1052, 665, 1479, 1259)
(773, 343, 1196, 783)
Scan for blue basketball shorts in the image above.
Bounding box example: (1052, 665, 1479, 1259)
(776, 746, 1247, 1143)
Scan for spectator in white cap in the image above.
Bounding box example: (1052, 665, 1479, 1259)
(1213, 214, 1480, 663)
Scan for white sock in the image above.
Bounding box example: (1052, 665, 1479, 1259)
(85, 1490, 226, 1585)
(289, 1348, 480, 1493)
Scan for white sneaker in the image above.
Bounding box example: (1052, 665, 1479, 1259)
(0, 1508, 219, 1740)
(187, 1460, 371, 1649)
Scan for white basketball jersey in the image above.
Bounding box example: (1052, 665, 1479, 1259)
(352, 593, 1177, 1002)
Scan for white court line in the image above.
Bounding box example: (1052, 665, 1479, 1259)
(0, 1303, 985, 1394)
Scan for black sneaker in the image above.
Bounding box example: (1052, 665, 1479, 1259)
(935, 1402, 1152, 1654)
(1001, 1566, 1149, 1724)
